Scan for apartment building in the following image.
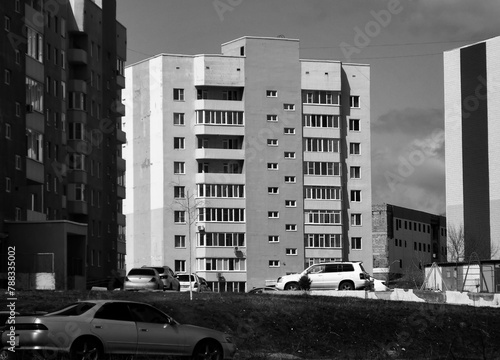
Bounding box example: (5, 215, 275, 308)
(444, 36, 500, 261)
(123, 36, 372, 291)
(372, 204, 447, 281)
(0, 0, 126, 290)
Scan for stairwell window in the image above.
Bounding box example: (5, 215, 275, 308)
(267, 163, 278, 170)
(269, 260, 280, 267)
(266, 90, 277, 97)
(350, 96, 360, 108)
(174, 162, 185, 174)
(351, 237, 362, 250)
(173, 88, 184, 101)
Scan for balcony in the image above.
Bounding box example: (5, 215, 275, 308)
(195, 173, 245, 184)
(195, 148, 244, 160)
(68, 80, 87, 93)
(26, 158, 44, 184)
(68, 49, 88, 65)
(27, 210, 47, 221)
(194, 55, 245, 87)
(67, 201, 88, 215)
(113, 102, 126, 116)
(67, 110, 87, 124)
(194, 124, 244, 136)
(67, 170, 88, 184)
(117, 213, 126, 226)
(116, 128, 126, 144)
(116, 74, 125, 89)
(117, 185, 125, 199)
(303, 127, 340, 139)
(26, 111, 45, 133)
(117, 157, 126, 171)
(195, 99, 244, 112)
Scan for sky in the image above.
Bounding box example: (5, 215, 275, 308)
(116, 0, 500, 216)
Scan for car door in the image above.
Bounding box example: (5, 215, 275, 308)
(306, 264, 326, 289)
(324, 264, 341, 289)
(90, 302, 138, 355)
(128, 303, 187, 356)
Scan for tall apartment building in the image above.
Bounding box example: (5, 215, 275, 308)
(0, 0, 127, 290)
(444, 35, 500, 261)
(372, 204, 447, 281)
(123, 37, 372, 291)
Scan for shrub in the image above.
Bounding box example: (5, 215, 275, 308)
(298, 274, 312, 291)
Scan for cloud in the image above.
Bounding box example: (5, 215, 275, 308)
(372, 108, 446, 215)
(399, 0, 500, 40)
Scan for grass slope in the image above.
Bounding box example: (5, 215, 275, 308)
(2, 290, 500, 359)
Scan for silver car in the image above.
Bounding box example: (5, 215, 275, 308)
(0, 300, 236, 359)
(123, 267, 162, 291)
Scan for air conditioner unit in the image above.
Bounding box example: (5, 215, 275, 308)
(26, 104, 34, 113)
(197, 225, 205, 232)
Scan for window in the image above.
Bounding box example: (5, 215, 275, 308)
(68, 153, 85, 170)
(75, 184, 86, 201)
(198, 208, 245, 222)
(198, 232, 245, 247)
(68, 122, 85, 140)
(350, 190, 361, 202)
(4, 16, 11, 31)
(305, 234, 342, 248)
(5, 177, 11, 193)
(174, 162, 185, 174)
(285, 200, 296, 207)
(15, 0, 20, 12)
(60, 18, 66, 37)
(267, 139, 278, 146)
(268, 187, 279, 194)
(15, 49, 20, 64)
(305, 210, 341, 224)
(285, 224, 297, 231)
(15, 155, 21, 170)
(173, 88, 184, 101)
(198, 258, 246, 271)
(267, 163, 278, 170)
(15, 102, 20, 117)
(269, 260, 280, 267)
(305, 186, 341, 200)
(286, 248, 298, 256)
(269, 235, 279, 243)
(196, 110, 244, 125)
(284, 104, 295, 111)
(284, 176, 296, 183)
(175, 260, 186, 273)
(174, 137, 185, 149)
(4, 69, 11, 85)
(303, 90, 340, 105)
(267, 114, 278, 122)
(351, 237, 362, 250)
(69, 92, 86, 110)
(303, 114, 339, 128)
(266, 90, 277, 97)
(350, 96, 360, 108)
(5, 124, 11, 139)
(174, 235, 186, 248)
(351, 213, 362, 226)
(26, 129, 43, 162)
(349, 119, 360, 131)
(27, 27, 43, 62)
(174, 186, 185, 198)
(349, 143, 360, 155)
(268, 211, 279, 218)
(304, 162, 341, 176)
(284, 152, 296, 159)
(174, 211, 186, 223)
(197, 184, 245, 198)
(350, 166, 361, 179)
(304, 138, 339, 153)
(174, 113, 185, 125)
(284, 128, 295, 134)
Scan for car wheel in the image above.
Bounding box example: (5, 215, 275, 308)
(338, 281, 354, 290)
(70, 337, 104, 360)
(192, 340, 223, 360)
(284, 282, 299, 291)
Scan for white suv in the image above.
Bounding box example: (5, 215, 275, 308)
(276, 261, 370, 291)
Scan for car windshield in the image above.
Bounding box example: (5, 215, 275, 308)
(177, 274, 195, 282)
(45, 302, 96, 316)
(359, 263, 366, 272)
(129, 268, 155, 276)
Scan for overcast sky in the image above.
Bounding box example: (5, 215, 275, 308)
(116, 0, 500, 216)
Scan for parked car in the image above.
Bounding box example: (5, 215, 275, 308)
(276, 261, 371, 291)
(123, 267, 162, 291)
(247, 286, 279, 294)
(142, 265, 180, 291)
(177, 273, 202, 292)
(0, 300, 236, 359)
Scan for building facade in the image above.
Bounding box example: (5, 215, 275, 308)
(444, 36, 500, 261)
(123, 37, 372, 291)
(372, 204, 447, 281)
(0, 0, 126, 290)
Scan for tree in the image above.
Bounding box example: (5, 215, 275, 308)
(447, 223, 498, 262)
(447, 224, 465, 262)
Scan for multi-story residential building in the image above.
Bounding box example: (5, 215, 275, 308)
(372, 204, 447, 281)
(444, 36, 500, 261)
(123, 36, 372, 291)
(0, 0, 126, 290)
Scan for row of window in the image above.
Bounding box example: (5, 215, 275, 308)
(395, 219, 432, 233)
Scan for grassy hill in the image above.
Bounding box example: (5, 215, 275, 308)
(2, 290, 500, 359)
